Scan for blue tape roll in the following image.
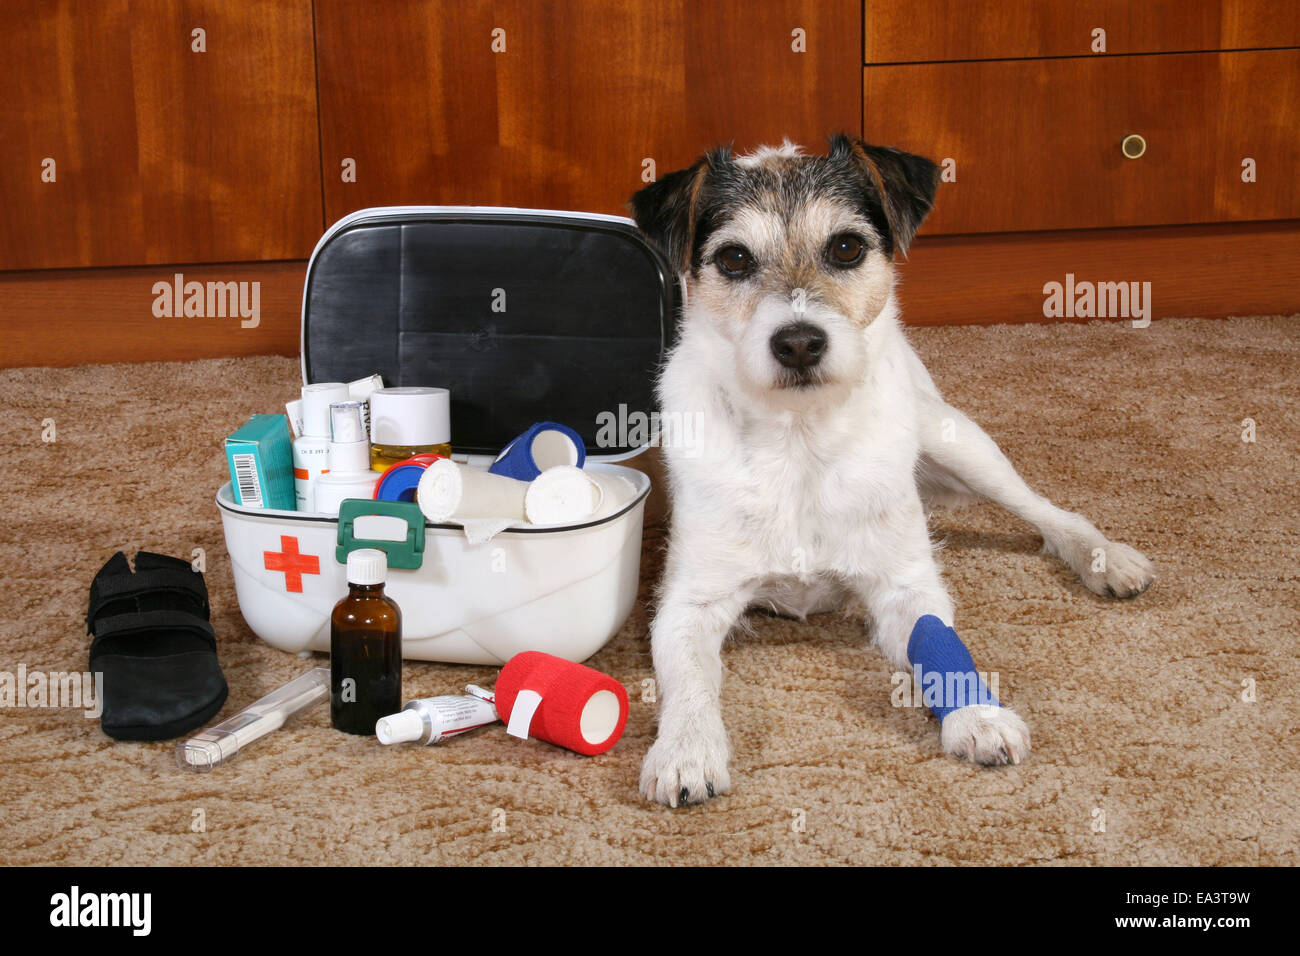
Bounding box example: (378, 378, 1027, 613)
(906, 615, 1000, 722)
(489, 422, 586, 481)
(373, 462, 427, 503)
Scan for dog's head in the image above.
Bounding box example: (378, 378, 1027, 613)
(631, 135, 939, 404)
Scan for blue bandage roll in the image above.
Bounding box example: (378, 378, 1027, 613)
(489, 422, 586, 481)
(374, 460, 431, 502)
(906, 615, 1000, 722)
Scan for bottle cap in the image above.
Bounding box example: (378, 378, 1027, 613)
(375, 709, 424, 745)
(370, 387, 451, 446)
(328, 401, 372, 473)
(301, 382, 350, 438)
(346, 548, 387, 586)
(330, 401, 367, 443)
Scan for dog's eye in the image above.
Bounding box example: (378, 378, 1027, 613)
(715, 245, 754, 278)
(828, 233, 864, 267)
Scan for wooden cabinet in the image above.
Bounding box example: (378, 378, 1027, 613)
(864, 50, 1300, 234)
(0, 1, 1295, 365)
(860, 0, 1300, 324)
(0, 0, 322, 270)
(313, 0, 861, 222)
(864, 1, 1300, 235)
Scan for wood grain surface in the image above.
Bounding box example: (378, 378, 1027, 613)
(865, 0, 1300, 63)
(314, 0, 862, 222)
(898, 220, 1300, 325)
(0, 260, 306, 367)
(865, 50, 1300, 233)
(4, 220, 1295, 367)
(0, 0, 323, 270)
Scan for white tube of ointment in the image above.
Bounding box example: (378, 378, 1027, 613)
(374, 693, 499, 745)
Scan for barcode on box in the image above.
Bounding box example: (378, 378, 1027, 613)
(232, 452, 263, 508)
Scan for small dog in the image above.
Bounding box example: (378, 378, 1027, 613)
(629, 135, 1155, 807)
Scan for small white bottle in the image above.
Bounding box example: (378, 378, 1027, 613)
(293, 382, 349, 511)
(314, 401, 382, 516)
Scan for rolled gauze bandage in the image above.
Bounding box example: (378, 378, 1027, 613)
(494, 651, 629, 755)
(524, 465, 601, 525)
(906, 615, 1000, 722)
(416, 458, 529, 523)
(490, 422, 586, 481)
(523, 466, 637, 525)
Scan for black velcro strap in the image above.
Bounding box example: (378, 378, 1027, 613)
(89, 610, 217, 656)
(87, 568, 209, 631)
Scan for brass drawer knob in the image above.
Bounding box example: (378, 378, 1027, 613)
(1121, 134, 1147, 159)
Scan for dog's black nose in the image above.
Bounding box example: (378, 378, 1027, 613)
(770, 322, 827, 370)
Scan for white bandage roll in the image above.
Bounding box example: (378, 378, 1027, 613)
(523, 466, 638, 525)
(589, 472, 637, 519)
(416, 459, 529, 523)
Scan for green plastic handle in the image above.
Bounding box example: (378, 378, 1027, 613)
(335, 499, 425, 570)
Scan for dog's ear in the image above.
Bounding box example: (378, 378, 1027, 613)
(629, 148, 728, 274)
(830, 134, 940, 257)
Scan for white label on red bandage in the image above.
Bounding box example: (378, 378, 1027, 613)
(505, 689, 544, 740)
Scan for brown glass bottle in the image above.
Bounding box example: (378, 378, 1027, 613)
(331, 549, 402, 735)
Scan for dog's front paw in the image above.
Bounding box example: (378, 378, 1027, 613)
(941, 704, 1031, 766)
(640, 721, 731, 807)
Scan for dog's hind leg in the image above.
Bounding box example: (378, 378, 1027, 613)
(914, 388, 1155, 598)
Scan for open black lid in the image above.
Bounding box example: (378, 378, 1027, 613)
(302, 207, 677, 458)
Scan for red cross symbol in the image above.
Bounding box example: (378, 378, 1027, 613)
(263, 535, 320, 593)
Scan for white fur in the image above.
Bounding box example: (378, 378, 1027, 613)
(640, 277, 1154, 807)
(733, 139, 806, 166)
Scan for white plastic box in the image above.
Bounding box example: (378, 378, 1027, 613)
(217, 206, 675, 665)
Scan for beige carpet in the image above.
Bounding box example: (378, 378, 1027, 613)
(1, 315, 1296, 866)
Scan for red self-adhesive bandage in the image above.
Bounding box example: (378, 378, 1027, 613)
(492, 651, 629, 756)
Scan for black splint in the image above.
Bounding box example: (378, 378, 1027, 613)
(87, 551, 228, 741)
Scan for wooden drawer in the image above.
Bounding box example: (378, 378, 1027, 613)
(0, 0, 322, 271)
(864, 50, 1300, 234)
(865, 0, 1300, 63)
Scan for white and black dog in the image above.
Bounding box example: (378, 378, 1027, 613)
(630, 135, 1154, 807)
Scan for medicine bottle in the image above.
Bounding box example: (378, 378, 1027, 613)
(369, 387, 452, 472)
(330, 549, 402, 735)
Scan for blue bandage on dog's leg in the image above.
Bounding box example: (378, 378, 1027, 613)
(906, 615, 1000, 722)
